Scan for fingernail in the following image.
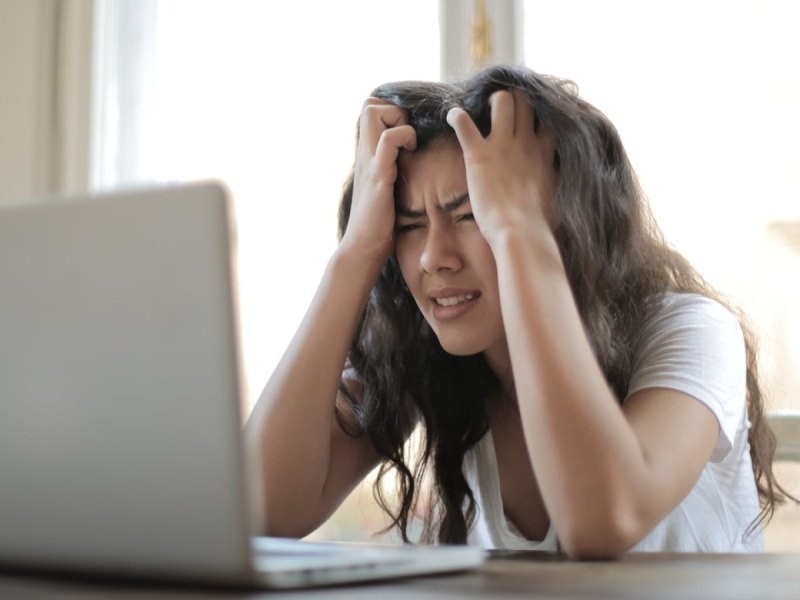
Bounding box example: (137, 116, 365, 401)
(446, 106, 461, 124)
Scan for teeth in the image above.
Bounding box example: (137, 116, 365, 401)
(435, 293, 475, 307)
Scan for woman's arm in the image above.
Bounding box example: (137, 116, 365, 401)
(244, 99, 416, 537)
(244, 249, 381, 537)
(490, 227, 719, 557)
(447, 91, 720, 557)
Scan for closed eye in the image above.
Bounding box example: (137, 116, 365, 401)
(456, 212, 475, 224)
(396, 222, 424, 234)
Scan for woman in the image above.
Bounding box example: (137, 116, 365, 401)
(245, 65, 789, 557)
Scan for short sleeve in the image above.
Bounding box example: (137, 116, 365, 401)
(624, 294, 747, 462)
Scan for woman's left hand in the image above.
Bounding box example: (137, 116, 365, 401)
(446, 89, 556, 246)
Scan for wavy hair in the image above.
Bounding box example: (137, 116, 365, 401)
(336, 65, 789, 544)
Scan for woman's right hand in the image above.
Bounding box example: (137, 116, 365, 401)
(339, 98, 417, 266)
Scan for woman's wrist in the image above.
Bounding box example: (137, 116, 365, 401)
(329, 242, 388, 288)
(486, 216, 561, 265)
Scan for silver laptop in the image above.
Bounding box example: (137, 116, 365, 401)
(0, 181, 484, 588)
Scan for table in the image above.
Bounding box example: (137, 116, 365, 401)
(1, 552, 798, 599)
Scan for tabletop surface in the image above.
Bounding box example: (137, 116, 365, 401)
(2, 552, 799, 600)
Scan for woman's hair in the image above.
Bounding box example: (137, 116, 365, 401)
(336, 64, 789, 544)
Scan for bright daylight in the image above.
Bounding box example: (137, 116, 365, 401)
(1, 0, 798, 597)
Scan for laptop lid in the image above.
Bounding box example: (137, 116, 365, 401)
(0, 181, 256, 582)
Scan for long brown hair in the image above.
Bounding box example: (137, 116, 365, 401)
(336, 65, 790, 543)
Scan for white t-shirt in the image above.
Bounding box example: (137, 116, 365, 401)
(464, 293, 764, 552)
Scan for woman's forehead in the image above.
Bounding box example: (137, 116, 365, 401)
(396, 143, 467, 210)
(397, 137, 462, 172)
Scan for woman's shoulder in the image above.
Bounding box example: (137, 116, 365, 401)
(643, 292, 743, 336)
(635, 292, 746, 366)
(631, 291, 747, 394)
(629, 293, 749, 461)
(650, 291, 734, 314)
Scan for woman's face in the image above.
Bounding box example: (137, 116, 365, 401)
(394, 140, 506, 358)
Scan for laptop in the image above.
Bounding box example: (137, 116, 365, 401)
(0, 181, 484, 588)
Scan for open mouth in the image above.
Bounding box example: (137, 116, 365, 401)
(433, 293, 479, 307)
(429, 290, 482, 320)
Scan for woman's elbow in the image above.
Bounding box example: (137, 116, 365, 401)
(260, 510, 318, 539)
(557, 508, 642, 559)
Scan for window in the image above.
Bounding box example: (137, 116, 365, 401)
(93, 0, 440, 406)
(522, 0, 800, 552)
(91, 0, 799, 547)
(522, 0, 800, 412)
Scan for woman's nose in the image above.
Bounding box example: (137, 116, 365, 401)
(419, 224, 463, 274)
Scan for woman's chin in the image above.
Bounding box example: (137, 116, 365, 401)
(437, 337, 486, 357)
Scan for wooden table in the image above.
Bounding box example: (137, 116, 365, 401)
(1, 552, 798, 599)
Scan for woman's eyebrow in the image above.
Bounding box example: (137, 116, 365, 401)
(396, 194, 469, 218)
(439, 193, 469, 213)
(396, 205, 426, 218)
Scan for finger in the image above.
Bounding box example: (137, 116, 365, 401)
(362, 97, 404, 127)
(488, 90, 515, 139)
(374, 124, 417, 172)
(446, 107, 484, 154)
(362, 98, 407, 127)
(362, 96, 392, 108)
(360, 102, 409, 153)
(511, 89, 535, 137)
(363, 104, 408, 132)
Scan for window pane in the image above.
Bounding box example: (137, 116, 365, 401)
(523, 0, 800, 406)
(523, 1, 800, 551)
(118, 1, 439, 405)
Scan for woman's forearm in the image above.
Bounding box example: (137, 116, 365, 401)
(244, 248, 383, 536)
(490, 225, 653, 555)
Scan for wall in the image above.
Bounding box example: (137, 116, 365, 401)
(0, 0, 56, 204)
(0, 0, 92, 205)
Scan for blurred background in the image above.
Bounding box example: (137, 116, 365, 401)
(1, 0, 798, 550)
